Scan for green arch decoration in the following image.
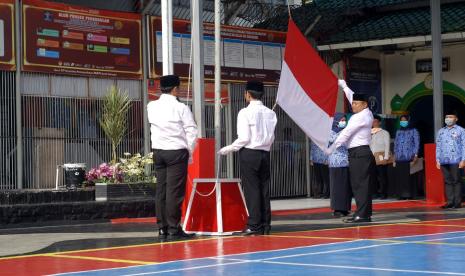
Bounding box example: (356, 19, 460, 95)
(391, 81, 465, 114)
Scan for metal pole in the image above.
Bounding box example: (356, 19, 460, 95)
(214, 0, 221, 163)
(431, 0, 443, 138)
(142, 15, 151, 156)
(15, 0, 23, 189)
(161, 0, 173, 74)
(192, 0, 205, 137)
(168, 0, 173, 74)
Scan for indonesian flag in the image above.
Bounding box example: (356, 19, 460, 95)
(277, 19, 338, 151)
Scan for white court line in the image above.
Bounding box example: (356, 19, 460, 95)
(262, 261, 465, 275)
(50, 230, 465, 276)
(122, 261, 252, 276)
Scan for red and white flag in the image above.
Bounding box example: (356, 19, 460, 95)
(277, 19, 338, 150)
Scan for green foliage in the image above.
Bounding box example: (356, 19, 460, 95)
(99, 85, 131, 164)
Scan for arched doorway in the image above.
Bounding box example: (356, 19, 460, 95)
(407, 95, 465, 156)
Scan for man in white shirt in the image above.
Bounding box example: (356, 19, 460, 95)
(147, 75, 198, 239)
(218, 81, 277, 235)
(370, 114, 391, 199)
(327, 80, 376, 223)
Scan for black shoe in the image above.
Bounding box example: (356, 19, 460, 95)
(168, 230, 195, 240)
(343, 216, 371, 223)
(441, 204, 454, 209)
(379, 195, 387, 200)
(333, 211, 350, 218)
(242, 228, 264, 236)
(158, 227, 168, 238)
(263, 225, 271, 235)
(454, 204, 462, 209)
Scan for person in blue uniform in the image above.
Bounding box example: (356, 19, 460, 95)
(328, 113, 352, 217)
(393, 115, 420, 200)
(436, 110, 465, 209)
(310, 141, 329, 198)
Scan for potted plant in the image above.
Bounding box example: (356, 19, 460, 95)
(99, 85, 131, 164)
(86, 153, 155, 201)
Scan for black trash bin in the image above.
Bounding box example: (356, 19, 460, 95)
(63, 163, 86, 189)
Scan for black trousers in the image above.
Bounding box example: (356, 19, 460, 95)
(240, 148, 271, 231)
(154, 149, 189, 233)
(313, 163, 330, 198)
(441, 164, 463, 207)
(348, 145, 376, 218)
(375, 165, 388, 197)
(329, 167, 352, 212)
(395, 162, 414, 199)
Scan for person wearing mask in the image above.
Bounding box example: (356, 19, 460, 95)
(393, 115, 420, 200)
(310, 141, 330, 198)
(326, 80, 376, 223)
(436, 110, 465, 209)
(370, 114, 391, 199)
(147, 75, 198, 240)
(328, 113, 352, 217)
(218, 81, 277, 235)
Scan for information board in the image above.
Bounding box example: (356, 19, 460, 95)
(150, 17, 286, 83)
(0, 0, 15, 71)
(22, 0, 142, 79)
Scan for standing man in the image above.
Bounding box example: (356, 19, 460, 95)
(436, 110, 465, 209)
(370, 115, 391, 199)
(218, 81, 277, 235)
(147, 75, 198, 239)
(326, 80, 376, 223)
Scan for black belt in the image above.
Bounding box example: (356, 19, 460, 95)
(348, 145, 370, 153)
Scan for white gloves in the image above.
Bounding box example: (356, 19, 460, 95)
(218, 145, 234, 155)
(338, 79, 348, 89)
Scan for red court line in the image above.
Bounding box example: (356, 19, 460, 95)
(273, 200, 442, 216)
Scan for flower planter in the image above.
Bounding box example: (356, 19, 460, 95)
(95, 182, 155, 201)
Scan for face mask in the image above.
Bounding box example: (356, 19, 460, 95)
(338, 121, 347, 128)
(400, 121, 409, 128)
(445, 118, 456, 126)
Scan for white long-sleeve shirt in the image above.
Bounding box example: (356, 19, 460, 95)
(228, 100, 277, 152)
(332, 107, 373, 150)
(370, 129, 390, 159)
(147, 94, 198, 153)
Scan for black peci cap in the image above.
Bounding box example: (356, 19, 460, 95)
(160, 75, 180, 88)
(246, 81, 264, 93)
(353, 93, 368, 102)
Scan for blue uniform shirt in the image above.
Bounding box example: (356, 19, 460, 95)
(310, 141, 328, 164)
(328, 130, 349, 168)
(436, 125, 465, 165)
(394, 128, 420, 162)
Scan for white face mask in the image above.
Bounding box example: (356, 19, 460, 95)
(338, 121, 347, 128)
(445, 118, 456, 126)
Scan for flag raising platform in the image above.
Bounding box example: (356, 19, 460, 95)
(183, 178, 248, 235)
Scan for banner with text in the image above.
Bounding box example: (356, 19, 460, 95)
(22, 0, 142, 79)
(150, 17, 286, 83)
(0, 0, 15, 71)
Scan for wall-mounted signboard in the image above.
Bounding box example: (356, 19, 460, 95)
(22, 0, 142, 79)
(416, 57, 449, 73)
(0, 0, 15, 71)
(150, 17, 286, 83)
